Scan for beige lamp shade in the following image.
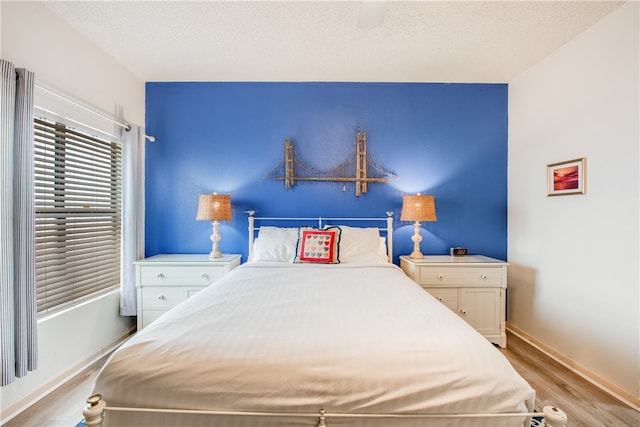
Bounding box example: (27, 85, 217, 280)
(400, 194, 437, 222)
(196, 193, 232, 221)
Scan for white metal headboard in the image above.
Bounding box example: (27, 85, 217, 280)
(247, 211, 394, 262)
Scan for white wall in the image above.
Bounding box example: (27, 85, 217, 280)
(1, 2, 143, 421)
(1, 1, 144, 126)
(508, 0, 639, 405)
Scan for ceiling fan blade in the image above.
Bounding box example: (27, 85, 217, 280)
(358, 1, 388, 29)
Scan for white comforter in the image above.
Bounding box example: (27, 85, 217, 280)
(94, 262, 535, 426)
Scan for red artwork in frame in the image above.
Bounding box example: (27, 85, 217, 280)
(547, 158, 587, 196)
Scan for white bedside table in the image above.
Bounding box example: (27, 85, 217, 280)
(135, 254, 241, 330)
(400, 255, 508, 348)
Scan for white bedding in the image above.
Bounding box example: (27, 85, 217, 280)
(94, 262, 535, 426)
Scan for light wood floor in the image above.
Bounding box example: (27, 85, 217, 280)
(3, 331, 638, 427)
(499, 333, 638, 426)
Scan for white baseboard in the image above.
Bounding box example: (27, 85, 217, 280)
(1, 328, 135, 426)
(506, 323, 639, 411)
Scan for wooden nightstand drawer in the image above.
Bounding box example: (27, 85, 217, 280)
(426, 288, 458, 310)
(424, 288, 458, 311)
(417, 267, 503, 287)
(141, 286, 193, 309)
(139, 265, 225, 286)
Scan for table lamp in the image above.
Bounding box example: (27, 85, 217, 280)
(400, 193, 437, 259)
(196, 193, 232, 259)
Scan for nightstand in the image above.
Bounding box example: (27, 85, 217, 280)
(400, 255, 507, 348)
(135, 254, 241, 330)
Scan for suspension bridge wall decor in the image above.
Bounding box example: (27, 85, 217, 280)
(266, 128, 397, 196)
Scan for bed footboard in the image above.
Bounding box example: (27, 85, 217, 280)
(82, 394, 568, 427)
(82, 394, 106, 426)
(542, 406, 569, 426)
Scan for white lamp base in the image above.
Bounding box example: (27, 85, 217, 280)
(209, 220, 223, 259)
(409, 221, 424, 259)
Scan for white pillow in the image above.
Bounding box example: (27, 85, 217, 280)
(378, 237, 389, 262)
(248, 227, 299, 262)
(335, 225, 389, 263)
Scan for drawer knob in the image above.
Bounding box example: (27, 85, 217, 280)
(481, 274, 488, 280)
(201, 273, 208, 279)
(460, 309, 467, 316)
(157, 294, 165, 300)
(156, 273, 164, 278)
(437, 297, 443, 302)
(437, 274, 444, 280)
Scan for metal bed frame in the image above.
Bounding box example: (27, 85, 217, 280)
(83, 399, 568, 427)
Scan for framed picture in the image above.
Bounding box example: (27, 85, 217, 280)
(547, 158, 587, 196)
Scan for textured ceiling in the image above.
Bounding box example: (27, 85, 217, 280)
(43, 1, 625, 83)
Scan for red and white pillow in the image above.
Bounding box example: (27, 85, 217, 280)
(294, 227, 341, 264)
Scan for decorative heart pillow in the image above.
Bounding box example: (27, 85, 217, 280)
(293, 227, 341, 264)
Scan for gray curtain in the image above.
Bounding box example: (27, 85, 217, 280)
(0, 59, 37, 386)
(120, 124, 144, 316)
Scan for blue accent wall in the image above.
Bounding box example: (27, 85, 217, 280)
(145, 82, 508, 263)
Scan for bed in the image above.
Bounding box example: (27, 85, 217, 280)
(82, 214, 567, 427)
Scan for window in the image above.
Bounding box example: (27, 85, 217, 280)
(34, 118, 122, 315)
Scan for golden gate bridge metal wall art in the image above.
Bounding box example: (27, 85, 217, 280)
(266, 128, 397, 197)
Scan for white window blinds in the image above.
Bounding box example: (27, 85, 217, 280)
(34, 118, 122, 315)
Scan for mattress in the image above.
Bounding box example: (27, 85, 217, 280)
(93, 262, 535, 426)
